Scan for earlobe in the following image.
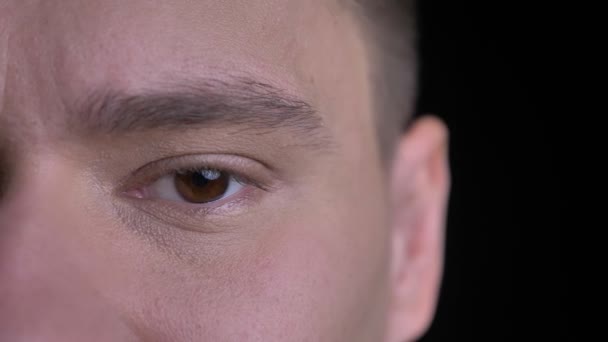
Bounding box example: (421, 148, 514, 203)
(386, 116, 450, 342)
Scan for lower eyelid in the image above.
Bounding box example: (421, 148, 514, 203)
(113, 168, 271, 234)
(123, 183, 260, 224)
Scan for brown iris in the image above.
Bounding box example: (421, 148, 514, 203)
(174, 169, 230, 203)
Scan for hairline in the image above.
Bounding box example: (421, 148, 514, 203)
(346, 0, 419, 160)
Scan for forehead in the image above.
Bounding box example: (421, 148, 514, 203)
(0, 0, 374, 140)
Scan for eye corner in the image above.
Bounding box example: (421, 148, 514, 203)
(122, 188, 146, 199)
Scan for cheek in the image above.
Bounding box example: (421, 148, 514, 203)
(120, 220, 390, 342)
(249, 222, 391, 342)
(61, 148, 391, 341)
(139, 165, 394, 340)
(97, 194, 391, 342)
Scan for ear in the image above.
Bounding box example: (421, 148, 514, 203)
(386, 116, 451, 342)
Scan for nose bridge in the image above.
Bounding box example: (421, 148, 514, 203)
(0, 178, 76, 285)
(0, 4, 88, 317)
(0, 159, 135, 341)
(0, 156, 72, 272)
(0, 160, 88, 313)
(0, 211, 85, 338)
(0, 7, 139, 340)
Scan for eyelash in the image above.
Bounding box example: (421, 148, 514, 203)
(119, 154, 272, 209)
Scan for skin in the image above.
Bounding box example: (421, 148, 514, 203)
(0, 1, 450, 341)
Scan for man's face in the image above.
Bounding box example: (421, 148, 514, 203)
(0, 1, 448, 341)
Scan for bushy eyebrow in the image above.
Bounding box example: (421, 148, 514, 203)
(70, 76, 333, 149)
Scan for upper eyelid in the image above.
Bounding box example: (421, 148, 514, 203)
(116, 153, 278, 195)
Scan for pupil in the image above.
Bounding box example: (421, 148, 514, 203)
(191, 172, 211, 187)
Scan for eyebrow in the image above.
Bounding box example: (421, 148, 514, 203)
(71, 76, 332, 149)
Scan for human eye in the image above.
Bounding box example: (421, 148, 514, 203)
(120, 154, 275, 215)
(138, 168, 245, 205)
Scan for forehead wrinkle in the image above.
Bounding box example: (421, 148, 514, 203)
(3, 0, 357, 152)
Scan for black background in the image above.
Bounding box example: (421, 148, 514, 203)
(415, 2, 561, 340)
